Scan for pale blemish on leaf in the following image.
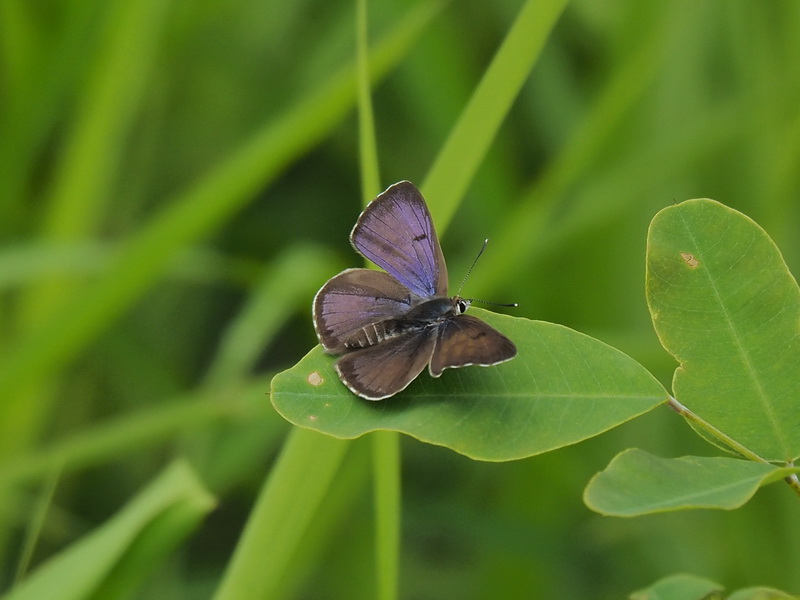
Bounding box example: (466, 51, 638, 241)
(307, 371, 324, 387)
(680, 252, 700, 268)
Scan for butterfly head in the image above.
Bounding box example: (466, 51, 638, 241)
(455, 297, 472, 314)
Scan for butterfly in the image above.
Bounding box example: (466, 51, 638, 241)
(313, 181, 517, 400)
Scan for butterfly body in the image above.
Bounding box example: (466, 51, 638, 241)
(337, 294, 456, 349)
(313, 181, 516, 400)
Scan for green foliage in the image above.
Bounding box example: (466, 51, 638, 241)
(273, 313, 667, 460)
(647, 200, 800, 462)
(630, 574, 799, 600)
(585, 449, 799, 516)
(212, 429, 349, 600)
(3, 461, 214, 600)
(585, 199, 800, 520)
(728, 589, 800, 600)
(630, 574, 724, 600)
(3, 0, 800, 599)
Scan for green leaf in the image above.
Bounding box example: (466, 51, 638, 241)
(630, 575, 799, 600)
(646, 199, 800, 461)
(630, 573, 724, 600)
(584, 448, 800, 516)
(728, 588, 799, 600)
(271, 311, 667, 461)
(4, 460, 215, 600)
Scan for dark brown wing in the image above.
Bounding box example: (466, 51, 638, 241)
(429, 315, 516, 377)
(335, 329, 436, 400)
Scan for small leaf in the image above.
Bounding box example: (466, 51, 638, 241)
(629, 573, 724, 600)
(646, 199, 800, 461)
(584, 448, 800, 516)
(272, 312, 667, 461)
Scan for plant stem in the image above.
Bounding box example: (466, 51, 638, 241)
(356, 2, 402, 597)
(785, 472, 800, 499)
(667, 395, 800, 498)
(372, 432, 401, 600)
(356, 0, 380, 201)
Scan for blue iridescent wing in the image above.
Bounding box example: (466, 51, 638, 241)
(350, 181, 448, 299)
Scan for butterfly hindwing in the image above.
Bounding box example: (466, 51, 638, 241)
(335, 329, 437, 401)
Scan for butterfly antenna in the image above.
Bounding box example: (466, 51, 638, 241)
(456, 239, 519, 308)
(471, 298, 519, 308)
(456, 239, 489, 296)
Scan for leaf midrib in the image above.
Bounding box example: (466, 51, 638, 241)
(679, 207, 789, 459)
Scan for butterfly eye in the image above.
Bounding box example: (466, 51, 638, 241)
(456, 299, 470, 314)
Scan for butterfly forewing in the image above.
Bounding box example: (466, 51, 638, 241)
(351, 181, 448, 298)
(313, 268, 416, 353)
(429, 315, 517, 377)
(336, 330, 437, 400)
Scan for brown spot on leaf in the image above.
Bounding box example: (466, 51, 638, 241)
(680, 252, 700, 268)
(307, 371, 324, 387)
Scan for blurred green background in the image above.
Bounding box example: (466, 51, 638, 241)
(2, 0, 799, 598)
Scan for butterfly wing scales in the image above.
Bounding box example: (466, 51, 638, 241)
(350, 181, 448, 298)
(313, 268, 414, 353)
(429, 315, 517, 377)
(336, 330, 437, 400)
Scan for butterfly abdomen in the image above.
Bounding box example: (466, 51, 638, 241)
(344, 320, 403, 349)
